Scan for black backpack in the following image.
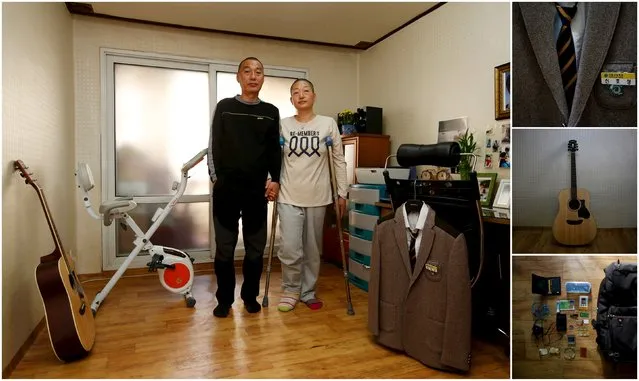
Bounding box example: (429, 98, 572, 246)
(592, 261, 637, 362)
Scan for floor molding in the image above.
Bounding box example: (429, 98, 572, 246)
(3, 317, 46, 379)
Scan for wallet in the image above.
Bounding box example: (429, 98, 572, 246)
(532, 273, 561, 295)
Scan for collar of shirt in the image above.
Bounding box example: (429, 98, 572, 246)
(554, 2, 587, 69)
(234, 95, 262, 105)
(402, 201, 429, 232)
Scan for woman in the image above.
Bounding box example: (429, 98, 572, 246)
(276, 78, 348, 312)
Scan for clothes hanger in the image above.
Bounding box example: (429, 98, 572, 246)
(404, 179, 423, 215)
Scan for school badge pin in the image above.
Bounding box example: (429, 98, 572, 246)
(425, 262, 439, 274)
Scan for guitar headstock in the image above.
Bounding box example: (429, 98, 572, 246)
(14, 160, 40, 190)
(568, 140, 579, 152)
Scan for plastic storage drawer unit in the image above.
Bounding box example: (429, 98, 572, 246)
(349, 184, 388, 204)
(349, 210, 379, 230)
(349, 201, 380, 216)
(348, 257, 370, 292)
(349, 234, 372, 266)
(346, 184, 385, 293)
(348, 210, 378, 241)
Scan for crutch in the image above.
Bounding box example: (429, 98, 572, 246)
(262, 136, 285, 307)
(325, 136, 355, 315)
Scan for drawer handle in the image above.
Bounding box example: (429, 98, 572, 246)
(363, 264, 370, 270)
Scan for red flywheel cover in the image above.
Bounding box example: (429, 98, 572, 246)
(163, 263, 191, 289)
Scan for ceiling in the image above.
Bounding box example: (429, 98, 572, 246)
(66, 2, 443, 49)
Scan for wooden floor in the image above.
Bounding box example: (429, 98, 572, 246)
(10, 263, 509, 378)
(512, 255, 638, 379)
(513, 227, 637, 254)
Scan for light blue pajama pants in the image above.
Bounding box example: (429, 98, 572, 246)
(277, 202, 326, 302)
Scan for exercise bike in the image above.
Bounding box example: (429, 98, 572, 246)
(75, 148, 208, 315)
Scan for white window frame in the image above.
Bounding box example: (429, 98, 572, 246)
(100, 48, 307, 271)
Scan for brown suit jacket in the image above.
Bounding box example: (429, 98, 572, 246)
(513, 2, 637, 127)
(368, 208, 472, 372)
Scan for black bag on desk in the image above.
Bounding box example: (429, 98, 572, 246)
(592, 262, 637, 362)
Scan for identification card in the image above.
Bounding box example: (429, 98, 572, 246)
(601, 72, 636, 86)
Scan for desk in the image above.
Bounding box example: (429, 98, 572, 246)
(375, 202, 511, 225)
(512, 255, 638, 379)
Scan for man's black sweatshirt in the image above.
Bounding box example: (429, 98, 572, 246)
(210, 96, 281, 191)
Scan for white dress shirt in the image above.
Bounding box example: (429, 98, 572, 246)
(554, 2, 587, 69)
(402, 201, 429, 257)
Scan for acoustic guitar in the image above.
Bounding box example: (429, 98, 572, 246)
(14, 160, 95, 362)
(551, 140, 597, 245)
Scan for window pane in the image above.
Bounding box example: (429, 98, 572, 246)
(114, 64, 210, 197)
(116, 202, 210, 256)
(216, 72, 297, 118)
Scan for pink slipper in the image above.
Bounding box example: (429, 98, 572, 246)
(304, 298, 323, 310)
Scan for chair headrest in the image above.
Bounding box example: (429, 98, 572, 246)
(396, 142, 461, 168)
(76, 163, 95, 192)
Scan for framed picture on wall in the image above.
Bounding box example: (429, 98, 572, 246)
(493, 179, 511, 209)
(495, 62, 510, 120)
(476, 172, 498, 207)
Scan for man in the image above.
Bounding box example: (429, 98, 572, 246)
(512, 2, 637, 127)
(208, 57, 281, 318)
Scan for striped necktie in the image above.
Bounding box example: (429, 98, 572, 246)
(555, 3, 578, 111)
(408, 229, 419, 272)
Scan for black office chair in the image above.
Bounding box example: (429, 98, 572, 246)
(382, 142, 509, 355)
(382, 142, 484, 288)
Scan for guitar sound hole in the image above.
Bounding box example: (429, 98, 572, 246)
(568, 199, 580, 210)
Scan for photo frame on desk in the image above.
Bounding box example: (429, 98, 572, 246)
(493, 179, 511, 209)
(495, 62, 510, 120)
(476, 172, 498, 207)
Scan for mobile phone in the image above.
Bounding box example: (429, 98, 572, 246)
(557, 313, 567, 332)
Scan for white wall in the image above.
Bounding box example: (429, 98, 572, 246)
(358, 2, 511, 179)
(2, 2, 75, 370)
(512, 129, 637, 228)
(73, 16, 359, 274)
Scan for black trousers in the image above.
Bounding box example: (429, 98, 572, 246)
(212, 181, 267, 306)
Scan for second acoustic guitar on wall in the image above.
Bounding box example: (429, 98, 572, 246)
(552, 139, 597, 246)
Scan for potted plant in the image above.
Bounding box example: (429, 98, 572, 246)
(338, 109, 357, 135)
(456, 128, 478, 180)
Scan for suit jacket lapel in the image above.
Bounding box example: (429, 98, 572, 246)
(409, 210, 435, 289)
(519, 3, 570, 120)
(568, 3, 620, 126)
(393, 211, 412, 278)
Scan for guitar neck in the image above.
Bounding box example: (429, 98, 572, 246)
(34, 187, 68, 266)
(570, 151, 577, 200)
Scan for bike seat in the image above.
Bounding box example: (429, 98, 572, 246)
(99, 198, 137, 226)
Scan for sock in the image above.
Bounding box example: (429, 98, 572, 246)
(304, 298, 323, 310)
(278, 294, 299, 312)
(213, 304, 231, 318)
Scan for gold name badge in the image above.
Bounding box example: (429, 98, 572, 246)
(425, 263, 438, 273)
(601, 72, 636, 86)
